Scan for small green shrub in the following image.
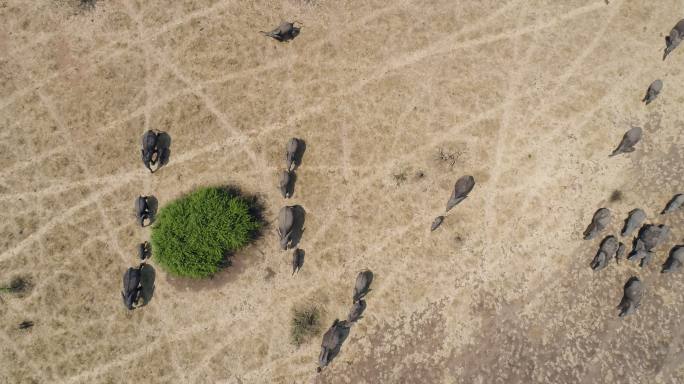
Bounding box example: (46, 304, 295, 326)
(291, 305, 321, 346)
(0, 276, 31, 295)
(151, 187, 262, 278)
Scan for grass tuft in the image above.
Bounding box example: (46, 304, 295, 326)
(291, 305, 321, 346)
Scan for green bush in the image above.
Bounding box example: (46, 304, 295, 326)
(291, 305, 321, 346)
(151, 187, 262, 278)
(0, 276, 31, 295)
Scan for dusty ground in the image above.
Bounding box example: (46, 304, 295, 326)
(1, 0, 683, 383)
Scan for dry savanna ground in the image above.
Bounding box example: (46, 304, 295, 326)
(1, 0, 683, 383)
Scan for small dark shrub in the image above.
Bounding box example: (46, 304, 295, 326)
(151, 187, 262, 278)
(291, 305, 321, 346)
(610, 190, 623, 202)
(0, 276, 31, 296)
(436, 148, 460, 168)
(393, 171, 407, 186)
(79, 0, 96, 10)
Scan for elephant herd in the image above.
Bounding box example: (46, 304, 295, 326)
(276, 138, 308, 275)
(581, 17, 684, 317)
(271, 137, 376, 371)
(318, 270, 373, 371)
(585, 197, 682, 279)
(120, 130, 170, 310)
(114, 17, 684, 374)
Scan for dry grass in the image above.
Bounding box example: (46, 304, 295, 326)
(291, 305, 321, 347)
(0, 0, 683, 383)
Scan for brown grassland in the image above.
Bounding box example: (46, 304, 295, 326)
(0, 0, 683, 383)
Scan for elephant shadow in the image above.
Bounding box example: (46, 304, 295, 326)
(289, 205, 306, 249)
(139, 264, 156, 306)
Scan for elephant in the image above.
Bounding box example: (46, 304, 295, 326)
(446, 175, 475, 212)
(591, 235, 618, 271)
(642, 79, 663, 105)
(430, 216, 444, 231)
(347, 299, 367, 323)
(121, 265, 142, 310)
(353, 270, 374, 303)
(285, 138, 304, 171)
(661, 194, 684, 214)
(261, 21, 301, 42)
(617, 277, 643, 317)
(318, 319, 350, 371)
(583, 208, 611, 240)
(141, 130, 158, 172)
(292, 248, 305, 275)
(662, 245, 684, 273)
(616, 242, 626, 262)
(140, 130, 171, 172)
(621, 208, 646, 237)
(135, 195, 156, 227)
(138, 241, 151, 261)
(628, 224, 670, 267)
(609, 127, 642, 157)
(279, 170, 295, 198)
(663, 19, 684, 60)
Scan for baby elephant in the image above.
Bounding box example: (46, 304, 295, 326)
(662, 245, 684, 273)
(279, 170, 294, 198)
(616, 242, 626, 262)
(430, 216, 445, 231)
(609, 127, 642, 157)
(121, 265, 143, 310)
(663, 19, 684, 60)
(278, 206, 295, 250)
(446, 175, 475, 212)
(617, 277, 643, 317)
(138, 241, 151, 261)
(621, 208, 646, 237)
(261, 21, 301, 42)
(642, 80, 663, 105)
(583, 208, 611, 240)
(292, 248, 305, 275)
(591, 236, 618, 271)
(347, 299, 367, 323)
(353, 270, 374, 302)
(661, 193, 684, 214)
